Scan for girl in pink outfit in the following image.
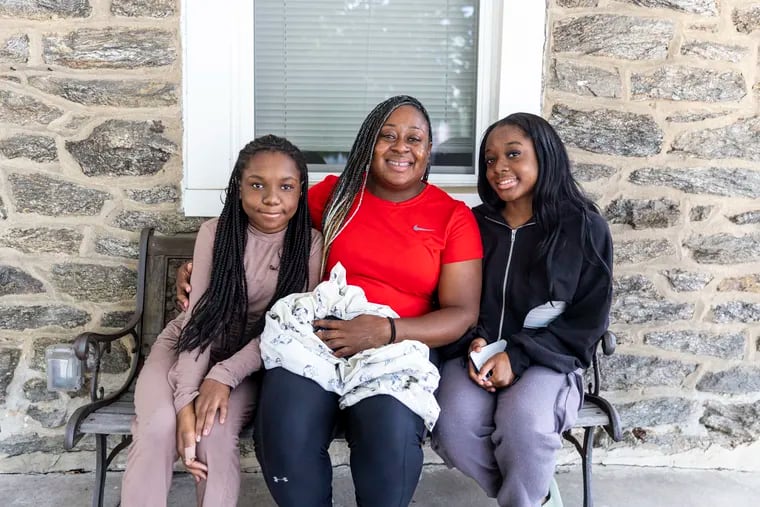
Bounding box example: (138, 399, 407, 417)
(121, 135, 323, 507)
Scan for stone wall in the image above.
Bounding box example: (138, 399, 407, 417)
(0, 0, 202, 472)
(0, 0, 758, 474)
(548, 0, 760, 469)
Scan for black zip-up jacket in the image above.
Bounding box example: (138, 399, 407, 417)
(468, 202, 613, 376)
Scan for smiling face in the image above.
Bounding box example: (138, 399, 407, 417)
(368, 105, 432, 200)
(484, 124, 539, 210)
(240, 151, 302, 233)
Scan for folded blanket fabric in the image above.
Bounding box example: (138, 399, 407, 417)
(261, 262, 441, 430)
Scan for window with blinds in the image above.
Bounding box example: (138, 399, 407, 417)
(253, 0, 479, 174)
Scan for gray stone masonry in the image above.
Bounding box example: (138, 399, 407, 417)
(0, 0, 759, 475)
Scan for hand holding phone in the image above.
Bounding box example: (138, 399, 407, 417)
(469, 340, 506, 374)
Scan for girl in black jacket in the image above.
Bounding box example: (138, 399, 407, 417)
(432, 113, 613, 507)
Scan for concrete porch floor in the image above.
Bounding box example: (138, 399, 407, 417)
(3, 464, 759, 506)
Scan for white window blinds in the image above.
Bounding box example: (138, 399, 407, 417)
(254, 0, 479, 173)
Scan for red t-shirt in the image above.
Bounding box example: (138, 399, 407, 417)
(309, 175, 482, 318)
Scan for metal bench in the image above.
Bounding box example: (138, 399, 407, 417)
(65, 227, 622, 507)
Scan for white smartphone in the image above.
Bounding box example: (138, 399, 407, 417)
(469, 340, 506, 373)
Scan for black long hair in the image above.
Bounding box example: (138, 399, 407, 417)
(321, 95, 432, 267)
(177, 134, 312, 359)
(477, 112, 610, 296)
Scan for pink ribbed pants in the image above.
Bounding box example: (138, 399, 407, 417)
(121, 318, 257, 507)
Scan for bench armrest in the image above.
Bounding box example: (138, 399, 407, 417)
(74, 311, 144, 403)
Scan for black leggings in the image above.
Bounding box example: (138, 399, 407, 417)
(254, 367, 426, 507)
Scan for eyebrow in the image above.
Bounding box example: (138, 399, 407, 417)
(382, 123, 425, 131)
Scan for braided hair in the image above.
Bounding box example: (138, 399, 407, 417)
(320, 95, 433, 268)
(477, 112, 610, 298)
(177, 134, 312, 360)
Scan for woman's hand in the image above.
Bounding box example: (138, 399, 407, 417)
(194, 378, 231, 439)
(175, 261, 193, 311)
(314, 314, 392, 358)
(476, 352, 516, 393)
(176, 405, 207, 483)
(467, 337, 488, 384)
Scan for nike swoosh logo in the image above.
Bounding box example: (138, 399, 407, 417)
(413, 225, 434, 232)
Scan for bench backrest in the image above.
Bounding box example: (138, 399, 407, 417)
(135, 228, 197, 357)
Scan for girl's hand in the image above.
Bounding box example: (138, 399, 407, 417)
(194, 379, 231, 439)
(175, 261, 193, 311)
(176, 405, 207, 483)
(314, 314, 392, 358)
(477, 352, 516, 392)
(467, 337, 488, 384)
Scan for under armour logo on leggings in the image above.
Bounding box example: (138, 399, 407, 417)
(273, 476, 289, 483)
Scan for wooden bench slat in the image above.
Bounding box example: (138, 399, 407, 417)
(78, 398, 612, 438)
(80, 413, 134, 435)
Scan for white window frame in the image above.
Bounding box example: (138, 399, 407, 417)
(181, 0, 546, 216)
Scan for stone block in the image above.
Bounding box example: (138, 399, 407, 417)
(605, 198, 680, 229)
(0, 305, 90, 330)
(0, 433, 65, 457)
(570, 163, 616, 182)
(0, 0, 91, 19)
(616, 0, 717, 15)
(728, 211, 760, 225)
(126, 185, 179, 204)
(0, 196, 6, 220)
(601, 353, 697, 390)
(94, 236, 139, 259)
(697, 366, 760, 394)
(684, 233, 760, 264)
(712, 301, 760, 323)
(27, 406, 66, 429)
(0, 90, 62, 127)
(0, 227, 82, 254)
(630, 168, 760, 199)
(661, 268, 713, 292)
(644, 330, 745, 359)
(549, 60, 621, 98)
(51, 263, 136, 303)
(550, 105, 662, 157)
(614, 239, 675, 264)
(66, 120, 176, 177)
(557, 0, 598, 6)
(618, 397, 696, 428)
(111, 0, 176, 18)
(9, 173, 109, 216)
(718, 275, 760, 293)
(606, 427, 708, 454)
(681, 40, 748, 63)
(0, 134, 57, 162)
(632, 66, 745, 102)
(690, 205, 712, 221)
(553, 15, 673, 60)
(0, 265, 44, 296)
(611, 275, 694, 323)
(671, 116, 760, 161)
(666, 110, 730, 123)
(732, 6, 760, 34)
(113, 210, 205, 234)
(0, 34, 29, 63)
(43, 28, 176, 69)
(23, 378, 59, 403)
(1, 348, 21, 403)
(100, 311, 134, 329)
(29, 76, 177, 108)
(702, 400, 760, 447)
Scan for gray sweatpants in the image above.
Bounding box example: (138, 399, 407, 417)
(121, 317, 258, 507)
(432, 358, 583, 507)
